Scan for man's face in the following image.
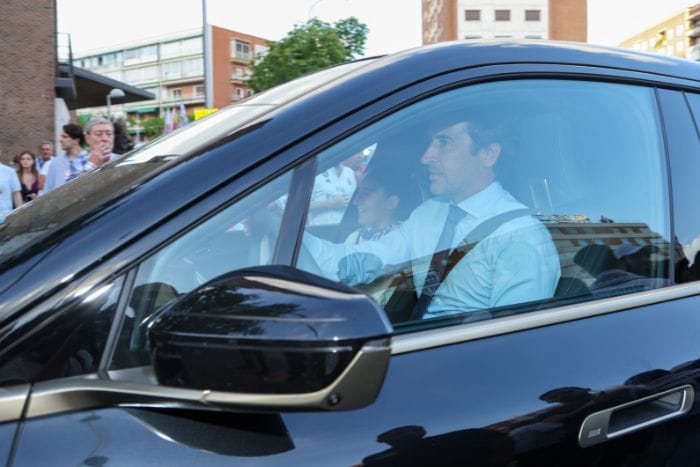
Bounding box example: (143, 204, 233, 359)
(421, 122, 497, 202)
(39, 144, 53, 161)
(86, 123, 114, 156)
(59, 132, 78, 151)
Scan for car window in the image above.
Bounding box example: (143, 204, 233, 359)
(110, 172, 292, 369)
(0, 276, 123, 386)
(666, 91, 700, 284)
(298, 79, 671, 331)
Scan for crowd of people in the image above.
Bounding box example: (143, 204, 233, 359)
(0, 117, 133, 221)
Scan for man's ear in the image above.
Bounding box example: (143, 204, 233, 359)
(479, 143, 501, 167)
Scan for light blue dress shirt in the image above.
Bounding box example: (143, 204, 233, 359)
(0, 164, 21, 217)
(304, 182, 561, 318)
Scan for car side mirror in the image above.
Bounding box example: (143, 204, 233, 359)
(148, 265, 393, 411)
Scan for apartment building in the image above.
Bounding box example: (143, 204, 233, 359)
(75, 26, 268, 136)
(422, 0, 587, 44)
(619, 4, 700, 61)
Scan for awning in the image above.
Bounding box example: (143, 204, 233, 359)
(58, 66, 155, 110)
(127, 107, 157, 114)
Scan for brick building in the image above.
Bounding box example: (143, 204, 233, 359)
(422, 0, 587, 44)
(0, 0, 56, 164)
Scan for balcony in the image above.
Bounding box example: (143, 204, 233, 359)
(687, 24, 700, 38)
(689, 4, 700, 22)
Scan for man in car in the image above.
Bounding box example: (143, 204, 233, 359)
(304, 115, 561, 319)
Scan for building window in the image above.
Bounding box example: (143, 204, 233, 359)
(233, 66, 245, 79)
(232, 40, 251, 60)
(465, 9, 480, 21)
(677, 25, 684, 37)
(171, 88, 182, 99)
(495, 10, 511, 21)
(525, 35, 543, 39)
(195, 85, 205, 97)
(525, 9, 541, 21)
(494, 35, 513, 39)
(464, 35, 482, 40)
(676, 41, 684, 52)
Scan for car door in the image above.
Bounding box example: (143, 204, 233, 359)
(281, 72, 700, 466)
(6, 65, 700, 467)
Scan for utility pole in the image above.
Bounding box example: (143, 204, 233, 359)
(202, 0, 214, 108)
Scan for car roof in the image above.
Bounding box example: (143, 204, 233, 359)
(372, 40, 700, 84)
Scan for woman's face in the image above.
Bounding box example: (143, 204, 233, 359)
(19, 153, 34, 169)
(353, 178, 398, 228)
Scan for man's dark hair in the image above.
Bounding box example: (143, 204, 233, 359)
(62, 123, 85, 146)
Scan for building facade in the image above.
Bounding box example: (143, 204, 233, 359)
(619, 4, 700, 61)
(0, 0, 56, 164)
(422, 0, 587, 44)
(75, 26, 268, 140)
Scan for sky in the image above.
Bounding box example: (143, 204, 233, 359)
(57, 0, 697, 58)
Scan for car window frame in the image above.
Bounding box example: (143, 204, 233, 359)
(276, 64, 700, 354)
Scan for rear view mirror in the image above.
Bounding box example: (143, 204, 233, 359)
(148, 265, 393, 411)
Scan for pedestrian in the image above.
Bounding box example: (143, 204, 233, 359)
(15, 151, 39, 202)
(44, 123, 88, 193)
(0, 161, 22, 220)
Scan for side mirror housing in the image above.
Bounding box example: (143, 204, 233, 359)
(148, 265, 393, 410)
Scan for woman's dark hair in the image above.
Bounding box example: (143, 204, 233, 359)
(112, 118, 134, 155)
(361, 164, 421, 221)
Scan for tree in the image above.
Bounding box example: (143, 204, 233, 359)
(142, 117, 164, 138)
(247, 17, 369, 92)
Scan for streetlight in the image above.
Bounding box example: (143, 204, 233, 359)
(106, 88, 125, 120)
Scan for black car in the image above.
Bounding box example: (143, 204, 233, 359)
(2, 40, 700, 466)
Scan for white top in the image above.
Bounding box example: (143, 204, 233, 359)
(308, 166, 357, 226)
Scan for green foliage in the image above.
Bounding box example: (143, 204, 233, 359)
(247, 17, 369, 92)
(77, 114, 91, 127)
(142, 117, 164, 138)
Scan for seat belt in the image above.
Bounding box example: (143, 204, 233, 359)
(409, 208, 532, 321)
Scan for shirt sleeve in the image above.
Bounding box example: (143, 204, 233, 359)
(10, 172, 20, 193)
(303, 221, 412, 284)
(490, 236, 560, 308)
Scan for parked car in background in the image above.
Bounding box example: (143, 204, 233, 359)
(2, 40, 700, 465)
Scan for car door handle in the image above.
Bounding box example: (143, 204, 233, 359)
(578, 385, 694, 447)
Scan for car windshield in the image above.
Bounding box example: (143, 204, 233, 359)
(0, 59, 375, 267)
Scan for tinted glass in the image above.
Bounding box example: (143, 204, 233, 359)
(110, 172, 292, 369)
(299, 79, 670, 331)
(0, 276, 123, 386)
(666, 91, 700, 283)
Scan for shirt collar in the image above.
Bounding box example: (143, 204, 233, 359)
(454, 181, 504, 219)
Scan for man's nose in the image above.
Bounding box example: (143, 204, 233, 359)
(421, 145, 436, 164)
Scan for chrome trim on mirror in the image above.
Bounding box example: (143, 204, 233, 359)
(0, 384, 29, 423)
(392, 283, 700, 355)
(26, 338, 391, 420)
